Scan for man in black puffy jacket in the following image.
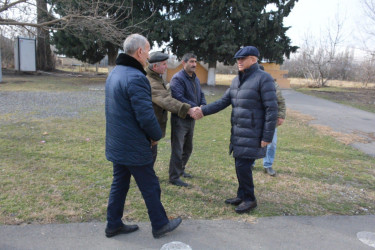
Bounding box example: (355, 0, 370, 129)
(200, 46, 278, 213)
(105, 34, 181, 238)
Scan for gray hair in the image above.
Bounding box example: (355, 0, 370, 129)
(123, 34, 148, 55)
(182, 53, 197, 62)
(148, 62, 161, 70)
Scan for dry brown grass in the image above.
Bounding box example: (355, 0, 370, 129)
(287, 109, 368, 145)
(215, 74, 236, 85)
(290, 78, 375, 88)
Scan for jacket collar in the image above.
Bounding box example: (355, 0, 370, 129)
(115, 53, 147, 76)
(145, 67, 161, 78)
(239, 63, 259, 82)
(182, 69, 196, 80)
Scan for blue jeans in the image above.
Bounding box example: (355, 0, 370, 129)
(106, 162, 169, 231)
(263, 128, 277, 168)
(252, 128, 277, 168)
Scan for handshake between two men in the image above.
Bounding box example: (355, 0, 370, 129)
(187, 107, 204, 120)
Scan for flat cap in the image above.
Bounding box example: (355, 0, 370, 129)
(234, 46, 260, 58)
(148, 52, 169, 63)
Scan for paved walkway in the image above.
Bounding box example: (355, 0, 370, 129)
(1, 216, 375, 249)
(1, 89, 375, 250)
(282, 89, 375, 157)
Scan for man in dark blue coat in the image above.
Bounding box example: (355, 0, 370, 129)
(198, 46, 278, 213)
(105, 34, 181, 238)
(169, 53, 207, 187)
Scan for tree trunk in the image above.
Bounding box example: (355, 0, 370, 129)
(107, 44, 118, 66)
(107, 43, 118, 74)
(36, 0, 54, 71)
(0, 46, 2, 82)
(207, 60, 216, 86)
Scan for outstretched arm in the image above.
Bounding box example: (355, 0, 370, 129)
(201, 88, 231, 116)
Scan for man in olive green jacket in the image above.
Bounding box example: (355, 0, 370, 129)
(146, 52, 195, 163)
(251, 80, 285, 176)
(262, 81, 286, 176)
(252, 65, 286, 176)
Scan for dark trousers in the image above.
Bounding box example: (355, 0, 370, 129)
(169, 115, 195, 181)
(235, 158, 256, 202)
(106, 162, 169, 231)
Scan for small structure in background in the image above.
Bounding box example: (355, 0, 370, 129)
(14, 37, 36, 72)
(165, 59, 289, 88)
(166, 60, 208, 84)
(262, 63, 290, 88)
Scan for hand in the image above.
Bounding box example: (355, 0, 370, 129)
(188, 107, 204, 120)
(277, 118, 285, 126)
(151, 140, 158, 147)
(261, 141, 270, 148)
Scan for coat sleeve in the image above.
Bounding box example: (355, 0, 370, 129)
(170, 77, 197, 107)
(128, 76, 162, 141)
(151, 81, 191, 118)
(260, 76, 278, 142)
(201, 88, 231, 116)
(275, 82, 286, 119)
(200, 90, 207, 106)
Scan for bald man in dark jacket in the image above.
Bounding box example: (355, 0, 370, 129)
(200, 46, 278, 213)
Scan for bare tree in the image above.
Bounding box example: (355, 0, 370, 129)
(361, 0, 375, 40)
(0, 1, 146, 46)
(297, 15, 345, 87)
(0, 33, 14, 67)
(358, 53, 375, 87)
(36, 0, 53, 70)
(0, 0, 155, 70)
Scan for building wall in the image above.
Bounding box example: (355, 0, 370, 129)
(262, 63, 290, 88)
(166, 62, 208, 84)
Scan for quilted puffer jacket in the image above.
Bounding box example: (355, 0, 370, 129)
(201, 63, 278, 159)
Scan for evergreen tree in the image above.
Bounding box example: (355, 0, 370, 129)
(51, 0, 168, 66)
(163, 0, 299, 85)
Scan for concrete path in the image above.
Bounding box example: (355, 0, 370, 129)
(1, 216, 375, 249)
(282, 89, 375, 157)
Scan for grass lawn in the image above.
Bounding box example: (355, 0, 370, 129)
(1, 75, 374, 225)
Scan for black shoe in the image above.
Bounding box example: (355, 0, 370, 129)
(235, 200, 257, 214)
(264, 167, 276, 176)
(182, 172, 192, 178)
(224, 197, 242, 205)
(105, 224, 139, 238)
(152, 217, 182, 238)
(169, 179, 189, 187)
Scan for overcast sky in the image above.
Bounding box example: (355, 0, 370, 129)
(284, 0, 370, 58)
